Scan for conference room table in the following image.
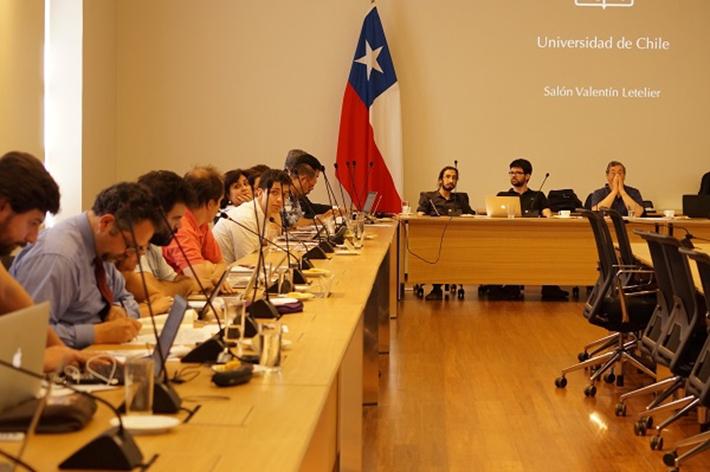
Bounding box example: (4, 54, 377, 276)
(2, 224, 398, 471)
(396, 214, 710, 305)
(629, 242, 709, 294)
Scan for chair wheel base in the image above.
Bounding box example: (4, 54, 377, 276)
(615, 402, 627, 417)
(583, 385, 597, 397)
(663, 451, 678, 467)
(650, 435, 664, 451)
(554, 376, 567, 388)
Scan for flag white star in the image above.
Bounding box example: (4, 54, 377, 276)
(354, 40, 384, 80)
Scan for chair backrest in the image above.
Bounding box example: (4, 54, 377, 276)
(680, 248, 710, 403)
(583, 193, 593, 210)
(649, 234, 707, 374)
(580, 210, 620, 323)
(602, 208, 635, 267)
(636, 231, 674, 359)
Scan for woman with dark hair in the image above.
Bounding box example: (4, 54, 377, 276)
(221, 169, 253, 210)
(699, 171, 710, 196)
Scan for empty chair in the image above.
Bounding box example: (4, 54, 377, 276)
(628, 234, 707, 451)
(615, 230, 677, 417)
(555, 210, 657, 397)
(663, 248, 710, 470)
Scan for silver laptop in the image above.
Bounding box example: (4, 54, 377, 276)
(0, 303, 50, 412)
(485, 196, 522, 218)
(362, 191, 378, 214)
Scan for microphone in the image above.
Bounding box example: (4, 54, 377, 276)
(0, 358, 147, 470)
(530, 172, 550, 218)
(334, 162, 353, 216)
(364, 161, 375, 210)
(158, 208, 230, 364)
(429, 199, 441, 217)
(126, 218, 182, 413)
(454, 160, 458, 169)
(320, 166, 347, 228)
(345, 161, 364, 211)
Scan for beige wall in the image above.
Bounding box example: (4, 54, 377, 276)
(0, 0, 44, 159)
(73, 0, 710, 211)
(82, 0, 117, 210)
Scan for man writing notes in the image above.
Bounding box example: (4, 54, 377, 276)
(12, 183, 159, 348)
(590, 160, 645, 216)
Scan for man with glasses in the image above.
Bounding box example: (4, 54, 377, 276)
(11, 183, 160, 348)
(590, 161, 644, 216)
(500, 158, 552, 218)
(213, 169, 291, 264)
(486, 158, 567, 300)
(283, 150, 332, 227)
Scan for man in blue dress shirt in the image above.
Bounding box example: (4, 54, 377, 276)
(12, 183, 161, 348)
(590, 161, 645, 216)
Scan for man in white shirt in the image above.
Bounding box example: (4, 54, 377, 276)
(213, 169, 291, 264)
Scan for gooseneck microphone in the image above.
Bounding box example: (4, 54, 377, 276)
(334, 162, 353, 215)
(320, 165, 347, 227)
(345, 161, 364, 210)
(291, 170, 334, 253)
(429, 199, 442, 217)
(126, 218, 182, 413)
(246, 181, 280, 320)
(158, 209, 229, 364)
(532, 172, 550, 218)
(0, 358, 147, 470)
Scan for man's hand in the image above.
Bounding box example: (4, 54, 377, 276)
(150, 296, 174, 315)
(43, 345, 84, 373)
(105, 305, 128, 321)
(94, 318, 142, 344)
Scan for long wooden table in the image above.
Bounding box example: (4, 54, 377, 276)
(630, 242, 709, 294)
(397, 215, 710, 294)
(3, 224, 398, 471)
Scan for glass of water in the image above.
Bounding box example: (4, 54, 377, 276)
(124, 358, 154, 415)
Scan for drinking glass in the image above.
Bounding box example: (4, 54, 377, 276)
(124, 358, 154, 415)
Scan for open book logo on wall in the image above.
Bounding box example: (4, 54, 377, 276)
(575, 0, 635, 9)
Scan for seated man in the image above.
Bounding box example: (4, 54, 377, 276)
(498, 158, 552, 218)
(12, 183, 158, 348)
(416, 166, 474, 301)
(417, 166, 474, 216)
(213, 169, 290, 263)
(162, 166, 230, 292)
(0, 151, 88, 370)
(590, 160, 644, 216)
(488, 158, 566, 300)
(283, 150, 332, 227)
(118, 171, 198, 314)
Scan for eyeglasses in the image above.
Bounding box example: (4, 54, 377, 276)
(508, 171, 526, 176)
(118, 228, 147, 257)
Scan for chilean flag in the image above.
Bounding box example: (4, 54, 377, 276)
(336, 5, 402, 214)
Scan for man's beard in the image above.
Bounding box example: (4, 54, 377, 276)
(511, 179, 525, 188)
(150, 230, 173, 247)
(442, 183, 456, 192)
(0, 219, 20, 257)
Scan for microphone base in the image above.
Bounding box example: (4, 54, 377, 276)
(59, 426, 142, 470)
(299, 258, 314, 270)
(293, 268, 307, 285)
(329, 226, 347, 245)
(247, 299, 280, 319)
(304, 246, 328, 260)
(318, 240, 335, 253)
(181, 333, 225, 364)
(154, 381, 182, 413)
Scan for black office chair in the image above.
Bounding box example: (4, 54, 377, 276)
(583, 193, 593, 210)
(615, 231, 677, 416)
(663, 248, 710, 470)
(555, 210, 657, 397)
(629, 235, 707, 451)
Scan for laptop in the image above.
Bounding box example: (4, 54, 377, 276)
(71, 296, 188, 384)
(362, 191, 378, 214)
(190, 269, 230, 319)
(682, 195, 710, 218)
(485, 196, 522, 217)
(0, 303, 50, 412)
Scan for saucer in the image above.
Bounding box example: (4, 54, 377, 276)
(110, 415, 180, 435)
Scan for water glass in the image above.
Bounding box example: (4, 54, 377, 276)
(124, 358, 154, 415)
(312, 273, 336, 298)
(506, 204, 516, 219)
(401, 200, 411, 214)
(258, 322, 282, 370)
(223, 296, 244, 342)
